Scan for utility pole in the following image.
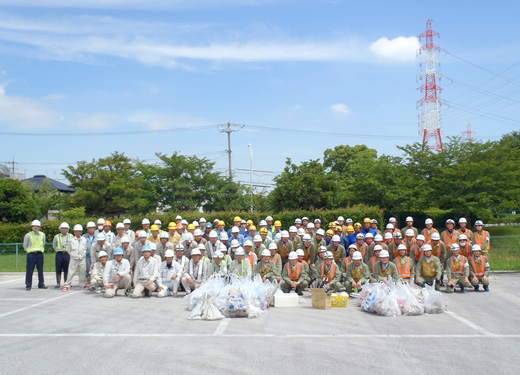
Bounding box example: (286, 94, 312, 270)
(248, 144, 253, 212)
(218, 122, 244, 179)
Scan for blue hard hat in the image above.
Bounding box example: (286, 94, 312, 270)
(206, 223, 213, 228)
(113, 247, 124, 256)
(142, 245, 151, 252)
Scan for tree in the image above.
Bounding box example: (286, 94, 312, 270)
(0, 179, 39, 223)
(24, 179, 67, 219)
(62, 152, 153, 216)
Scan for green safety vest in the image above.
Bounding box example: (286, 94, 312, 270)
(56, 233, 72, 251)
(28, 232, 45, 253)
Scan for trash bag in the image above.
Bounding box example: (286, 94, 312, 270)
(395, 282, 424, 316)
(226, 287, 248, 318)
(374, 293, 401, 317)
(421, 283, 445, 314)
(361, 282, 387, 313)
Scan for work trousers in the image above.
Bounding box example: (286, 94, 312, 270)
(471, 276, 489, 287)
(64, 257, 87, 287)
(157, 279, 181, 297)
(446, 277, 470, 293)
(91, 278, 104, 289)
(105, 274, 131, 298)
(55, 251, 70, 285)
(181, 277, 202, 294)
(281, 280, 309, 294)
(25, 252, 45, 288)
(133, 279, 156, 298)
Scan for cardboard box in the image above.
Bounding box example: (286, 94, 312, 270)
(274, 292, 299, 307)
(331, 292, 349, 307)
(310, 288, 332, 310)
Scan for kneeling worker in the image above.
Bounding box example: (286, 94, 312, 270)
(157, 249, 183, 297)
(445, 244, 470, 293)
(90, 250, 108, 294)
(373, 250, 399, 284)
(133, 245, 159, 298)
(317, 251, 342, 292)
(344, 251, 370, 294)
(181, 248, 208, 293)
(103, 247, 131, 298)
(415, 244, 442, 290)
(253, 249, 278, 283)
(469, 244, 490, 292)
(281, 251, 308, 295)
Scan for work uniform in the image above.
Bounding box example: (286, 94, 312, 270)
(157, 260, 183, 297)
(392, 256, 415, 282)
(364, 242, 375, 262)
(208, 260, 228, 277)
(103, 258, 131, 298)
(156, 241, 174, 261)
(229, 260, 251, 278)
(276, 240, 294, 264)
(291, 235, 301, 249)
(133, 256, 160, 297)
(430, 241, 447, 265)
(441, 230, 458, 251)
(400, 226, 418, 238)
(182, 241, 198, 259)
(23, 231, 46, 289)
(326, 244, 346, 264)
(91, 241, 112, 266)
(244, 251, 258, 269)
(317, 262, 342, 292)
(367, 256, 379, 280)
(469, 255, 490, 288)
(253, 243, 265, 257)
(446, 255, 470, 293)
(344, 262, 370, 293)
(281, 262, 308, 293)
(205, 241, 221, 259)
(169, 232, 181, 247)
(124, 229, 136, 244)
(473, 230, 491, 258)
(271, 253, 283, 277)
(373, 261, 399, 282)
(102, 230, 115, 248)
(82, 232, 96, 278)
(90, 261, 106, 291)
(422, 228, 438, 243)
(252, 260, 278, 282)
(181, 259, 208, 293)
(53, 232, 72, 286)
(121, 244, 134, 262)
(131, 240, 151, 270)
(64, 236, 88, 288)
(415, 255, 442, 286)
(456, 228, 473, 243)
(298, 242, 316, 264)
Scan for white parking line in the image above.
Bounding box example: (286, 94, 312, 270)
(0, 278, 25, 284)
(213, 319, 229, 335)
(1, 298, 47, 301)
(445, 310, 494, 336)
(0, 291, 80, 319)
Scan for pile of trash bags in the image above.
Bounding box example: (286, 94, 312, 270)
(186, 275, 279, 320)
(356, 279, 445, 317)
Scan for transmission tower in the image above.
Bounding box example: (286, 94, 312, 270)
(417, 19, 444, 152)
(462, 123, 475, 141)
(218, 122, 244, 179)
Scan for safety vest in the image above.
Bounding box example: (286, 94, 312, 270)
(405, 238, 416, 255)
(442, 230, 458, 247)
(451, 256, 466, 278)
(395, 256, 411, 278)
(420, 258, 438, 278)
(369, 257, 378, 273)
(233, 260, 249, 276)
(28, 232, 45, 253)
(247, 252, 255, 269)
(56, 233, 72, 251)
(288, 263, 302, 281)
(470, 255, 487, 277)
(456, 228, 472, 240)
(474, 231, 490, 251)
(344, 256, 352, 269)
(413, 244, 424, 261)
(391, 242, 403, 259)
(301, 246, 313, 262)
(459, 242, 472, 258)
(259, 263, 272, 277)
(321, 263, 337, 283)
(430, 242, 443, 258)
(351, 266, 364, 282)
(422, 228, 438, 242)
(356, 243, 367, 258)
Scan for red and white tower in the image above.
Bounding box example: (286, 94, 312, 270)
(462, 123, 475, 141)
(417, 19, 444, 152)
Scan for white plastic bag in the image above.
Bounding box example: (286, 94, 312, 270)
(421, 283, 445, 314)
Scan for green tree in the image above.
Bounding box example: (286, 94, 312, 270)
(24, 179, 67, 219)
(0, 179, 39, 223)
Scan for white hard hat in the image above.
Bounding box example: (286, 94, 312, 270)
(86, 221, 96, 228)
(458, 234, 468, 241)
(302, 216, 309, 221)
(472, 244, 482, 252)
(154, 219, 162, 225)
(98, 251, 108, 258)
(194, 229, 203, 236)
(406, 216, 413, 222)
(231, 226, 240, 233)
(220, 232, 229, 241)
(356, 233, 364, 239)
(332, 235, 340, 242)
(268, 243, 278, 250)
(338, 216, 345, 221)
(261, 249, 271, 257)
(181, 219, 188, 225)
(160, 232, 169, 239)
(185, 233, 194, 242)
(346, 218, 353, 223)
(297, 228, 305, 236)
(365, 233, 374, 239)
(275, 233, 281, 241)
(314, 218, 321, 224)
(197, 243, 205, 250)
(288, 252, 298, 260)
(324, 251, 334, 260)
(397, 244, 407, 251)
(214, 251, 224, 259)
(219, 244, 227, 252)
(318, 245, 327, 253)
(384, 232, 393, 239)
(281, 230, 289, 238)
(394, 232, 402, 238)
(296, 249, 304, 257)
(164, 249, 174, 258)
(380, 250, 390, 258)
(59, 222, 70, 229)
(175, 244, 184, 251)
(175, 215, 182, 221)
(73, 224, 83, 231)
(209, 231, 218, 239)
(116, 222, 124, 229)
(149, 243, 157, 250)
(307, 223, 315, 229)
(31, 220, 42, 227)
(122, 236, 130, 243)
(192, 221, 199, 227)
(450, 244, 460, 251)
(352, 251, 363, 260)
(374, 234, 383, 242)
(230, 239, 240, 248)
(123, 219, 131, 224)
(348, 244, 357, 250)
(445, 219, 455, 225)
(475, 220, 484, 226)
(96, 233, 106, 241)
(423, 244, 432, 251)
(254, 235, 262, 242)
(138, 231, 148, 238)
(316, 228, 324, 236)
(191, 249, 201, 256)
(260, 220, 267, 226)
(459, 218, 467, 224)
(386, 224, 394, 229)
(431, 232, 440, 241)
(389, 217, 397, 223)
(142, 218, 150, 225)
(199, 217, 206, 223)
(374, 244, 383, 252)
(289, 226, 297, 233)
(371, 219, 378, 224)
(244, 240, 253, 247)
(302, 234, 311, 241)
(295, 218, 302, 224)
(425, 218, 433, 225)
(405, 229, 415, 237)
(235, 247, 245, 256)
(416, 234, 425, 242)
(97, 218, 105, 225)
(266, 216, 273, 221)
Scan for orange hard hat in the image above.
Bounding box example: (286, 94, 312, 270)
(104, 220, 112, 227)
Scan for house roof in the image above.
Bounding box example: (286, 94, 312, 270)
(22, 175, 76, 193)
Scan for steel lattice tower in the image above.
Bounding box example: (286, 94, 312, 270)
(417, 19, 444, 152)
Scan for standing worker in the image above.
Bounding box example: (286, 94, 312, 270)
(62, 225, 89, 291)
(53, 222, 72, 288)
(23, 220, 47, 291)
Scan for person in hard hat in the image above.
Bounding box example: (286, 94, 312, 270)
(193, 228, 205, 247)
(186, 223, 196, 236)
(196, 243, 210, 265)
(415, 244, 442, 290)
(103, 247, 131, 298)
(429, 232, 447, 285)
(101, 220, 115, 247)
(388, 232, 403, 260)
(340, 244, 356, 270)
(208, 251, 228, 277)
(314, 245, 328, 269)
(334, 225, 343, 242)
(113, 223, 126, 249)
(388, 217, 398, 230)
(205, 230, 221, 259)
(181, 248, 208, 293)
(373, 250, 399, 284)
(412, 235, 426, 262)
(174, 223, 185, 242)
(288, 226, 300, 248)
(373, 233, 386, 250)
(218, 243, 232, 267)
(317, 251, 342, 292)
(325, 229, 334, 246)
(363, 233, 375, 261)
(265, 216, 275, 236)
(141, 218, 151, 234)
(337, 216, 346, 231)
(326, 235, 346, 264)
(314, 218, 322, 231)
(219, 232, 230, 251)
(167, 222, 180, 247)
(361, 218, 377, 237)
(456, 218, 473, 243)
(23, 220, 47, 291)
(91, 233, 112, 268)
(203, 222, 213, 241)
(243, 240, 257, 269)
(368, 244, 383, 280)
(63, 225, 89, 291)
(227, 216, 243, 238)
(227, 239, 239, 259)
(295, 249, 312, 285)
(306, 222, 315, 237)
(83, 221, 97, 280)
(133, 245, 159, 298)
(229, 247, 251, 278)
(392, 244, 415, 283)
(294, 218, 302, 230)
(341, 225, 354, 248)
(253, 235, 265, 257)
(422, 218, 438, 243)
(215, 220, 225, 238)
(445, 244, 470, 293)
(229, 226, 245, 247)
(298, 234, 316, 265)
(267, 242, 282, 280)
(259, 227, 272, 248)
(281, 252, 308, 295)
(344, 251, 370, 294)
(175, 215, 183, 225)
(252, 249, 277, 283)
(383, 232, 394, 257)
(156, 232, 174, 261)
(404, 229, 416, 256)
(122, 219, 135, 244)
(441, 219, 459, 252)
(354, 233, 368, 261)
(468, 245, 490, 292)
(157, 249, 183, 297)
(131, 231, 151, 271)
(148, 224, 161, 244)
(301, 217, 309, 228)
(400, 216, 418, 238)
(182, 233, 198, 258)
(473, 220, 490, 258)
(53, 222, 72, 288)
(95, 218, 105, 235)
(458, 234, 472, 258)
(120, 236, 133, 261)
(148, 243, 162, 264)
(313, 228, 326, 249)
(370, 219, 382, 236)
(245, 224, 257, 243)
(90, 251, 108, 294)
(276, 230, 294, 266)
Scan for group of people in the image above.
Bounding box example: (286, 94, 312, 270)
(23, 214, 491, 297)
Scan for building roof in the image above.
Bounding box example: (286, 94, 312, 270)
(22, 175, 76, 193)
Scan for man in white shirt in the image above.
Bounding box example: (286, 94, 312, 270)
(157, 250, 183, 297)
(132, 245, 159, 298)
(104, 247, 131, 298)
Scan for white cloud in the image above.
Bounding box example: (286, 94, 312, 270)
(75, 113, 114, 129)
(369, 36, 421, 63)
(126, 111, 209, 131)
(329, 103, 351, 117)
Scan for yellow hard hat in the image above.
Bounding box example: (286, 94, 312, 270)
(249, 225, 257, 231)
(326, 229, 334, 236)
(335, 226, 342, 232)
(260, 228, 268, 234)
(187, 224, 196, 230)
(168, 222, 177, 230)
(247, 220, 254, 225)
(274, 220, 282, 227)
(354, 223, 362, 228)
(347, 226, 354, 232)
(151, 224, 160, 231)
(233, 216, 242, 222)
(328, 222, 336, 228)
(364, 217, 371, 223)
(218, 220, 225, 226)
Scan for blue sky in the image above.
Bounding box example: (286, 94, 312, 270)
(1, 0, 519, 190)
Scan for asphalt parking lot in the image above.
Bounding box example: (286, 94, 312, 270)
(0, 272, 519, 374)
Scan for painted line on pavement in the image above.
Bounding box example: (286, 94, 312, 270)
(213, 319, 230, 336)
(0, 278, 25, 285)
(0, 291, 80, 319)
(445, 310, 495, 336)
(1, 298, 47, 301)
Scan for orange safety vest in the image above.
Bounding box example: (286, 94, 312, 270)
(405, 238, 416, 255)
(470, 255, 487, 277)
(391, 241, 403, 259)
(301, 246, 313, 262)
(369, 257, 377, 273)
(395, 256, 411, 278)
(456, 228, 472, 240)
(288, 262, 302, 281)
(344, 256, 352, 269)
(356, 243, 367, 258)
(273, 253, 281, 266)
(422, 228, 438, 242)
(459, 242, 472, 258)
(321, 263, 336, 283)
(451, 256, 466, 277)
(247, 252, 255, 269)
(429, 241, 443, 258)
(473, 231, 490, 251)
(442, 230, 458, 247)
(413, 244, 424, 261)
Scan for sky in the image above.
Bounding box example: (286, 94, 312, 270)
(1, 0, 520, 191)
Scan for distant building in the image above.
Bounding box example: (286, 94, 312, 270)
(0, 165, 9, 179)
(22, 175, 75, 193)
